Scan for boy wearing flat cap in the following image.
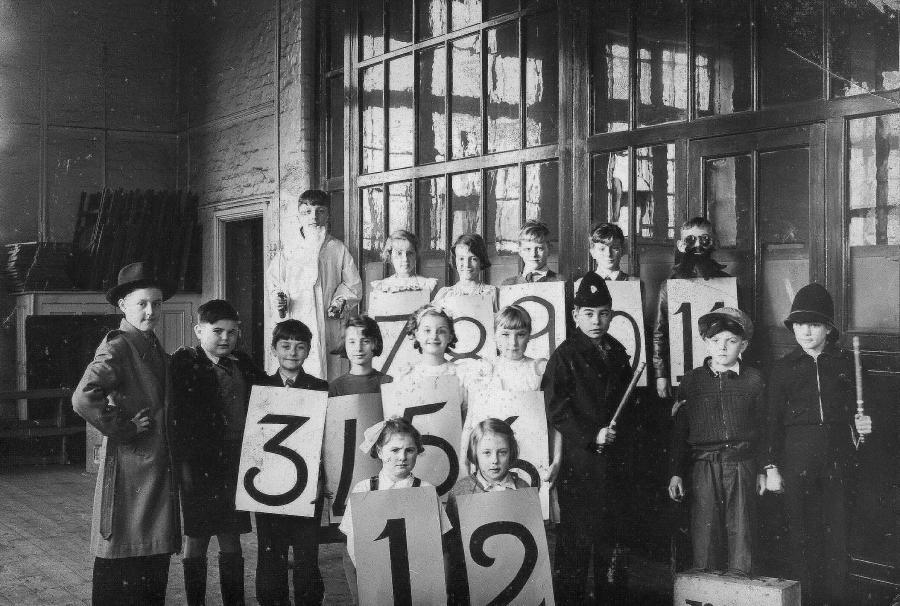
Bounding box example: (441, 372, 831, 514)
(764, 283, 872, 605)
(542, 272, 633, 604)
(72, 262, 181, 605)
(667, 307, 765, 575)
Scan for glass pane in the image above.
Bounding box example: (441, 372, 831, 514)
(388, 0, 413, 50)
(418, 177, 449, 287)
(450, 171, 482, 242)
(361, 64, 385, 174)
(486, 23, 520, 153)
(485, 165, 521, 284)
(361, 185, 387, 290)
(486, 0, 518, 19)
(417, 45, 447, 164)
(524, 13, 558, 146)
(758, 148, 811, 335)
(831, 1, 900, 98)
(525, 160, 560, 271)
(704, 154, 752, 250)
(848, 114, 900, 332)
(635, 143, 676, 241)
(692, 0, 752, 116)
(451, 34, 482, 158)
(326, 0, 347, 70)
(452, 0, 482, 30)
(388, 181, 415, 233)
(327, 76, 344, 178)
(591, 0, 630, 133)
(360, 1, 385, 60)
(418, 0, 448, 40)
(759, 0, 823, 106)
(636, 0, 688, 127)
(591, 151, 632, 271)
(387, 55, 414, 169)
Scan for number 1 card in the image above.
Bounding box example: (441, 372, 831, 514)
(666, 277, 738, 385)
(235, 385, 328, 517)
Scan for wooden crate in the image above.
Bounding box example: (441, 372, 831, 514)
(674, 572, 800, 606)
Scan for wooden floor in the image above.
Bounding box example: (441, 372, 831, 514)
(0, 465, 352, 605)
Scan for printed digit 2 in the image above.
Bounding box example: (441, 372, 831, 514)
(470, 521, 539, 605)
(243, 414, 309, 506)
(403, 402, 459, 495)
(446, 316, 487, 361)
(503, 415, 540, 488)
(375, 518, 412, 605)
(331, 418, 356, 517)
(511, 296, 555, 353)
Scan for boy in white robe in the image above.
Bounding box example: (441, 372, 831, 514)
(266, 189, 362, 380)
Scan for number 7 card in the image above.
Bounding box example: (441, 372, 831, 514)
(235, 385, 328, 517)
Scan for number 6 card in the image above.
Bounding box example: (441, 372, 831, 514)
(235, 385, 328, 517)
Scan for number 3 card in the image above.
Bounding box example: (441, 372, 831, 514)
(235, 385, 328, 517)
(666, 277, 738, 385)
(382, 375, 464, 501)
(456, 489, 555, 606)
(352, 487, 447, 605)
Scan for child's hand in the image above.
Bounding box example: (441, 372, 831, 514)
(765, 467, 784, 494)
(541, 461, 561, 486)
(131, 408, 152, 434)
(756, 473, 767, 496)
(656, 377, 671, 399)
(855, 414, 873, 435)
(668, 476, 684, 502)
(327, 297, 346, 318)
(276, 292, 289, 313)
(595, 426, 616, 448)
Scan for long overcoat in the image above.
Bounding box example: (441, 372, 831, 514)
(72, 319, 181, 558)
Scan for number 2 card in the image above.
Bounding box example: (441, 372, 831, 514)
(235, 385, 328, 517)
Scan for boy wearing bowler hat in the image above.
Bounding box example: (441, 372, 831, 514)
(542, 272, 634, 604)
(667, 307, 765, 575)
(72, 262, 181, 605)
(764, 283, 872, 605)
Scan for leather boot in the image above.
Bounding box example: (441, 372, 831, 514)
(182, 557, 207, 606)
(219, 552, 246, 606)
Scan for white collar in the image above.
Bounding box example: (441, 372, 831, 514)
(476, 471, 518, 491)
(711, 361, 741, 376)
(522, 268, 549, 278)
(595, 269, 621, 280)
(378, 470, 417, 489)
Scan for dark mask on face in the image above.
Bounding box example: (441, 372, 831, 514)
(674, 247, 725, 279)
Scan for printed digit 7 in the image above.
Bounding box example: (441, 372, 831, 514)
(243, 414, 309, 506)
(372, 314, 412, 374)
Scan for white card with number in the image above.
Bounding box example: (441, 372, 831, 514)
(666, 277, 738, 385)
(440, 292, 496, 361)
(498, 282, 567, 360)
(236, 386, 328, 517)
(369, 289, 432, 375)
(606, 281, 647, 387)
(457, 489, 556, 606)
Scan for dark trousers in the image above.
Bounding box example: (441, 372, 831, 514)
(553, 480, 623, 605)
(783, 471, 849, 605)
(92, 554, 170, 606)
(689, 450, 755, 574)
(255, 512, 324, 605)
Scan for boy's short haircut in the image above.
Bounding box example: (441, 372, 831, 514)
(466, 418, 520, 466)
(589, 222, 625, 244)
(333, 315, 384, 357)
(198, 299, 240, 324)
(451, 233, 492, 269)
(681, 216, 713, 233)
(369, 417, 425, 458)
(298, 189, 330, 208)
(381, 229, 421, 263)
(517, 220, 551, 243)
(495, 304, 532, 333)
(406, 304, 458, 352)
(271, 319, 313, 348)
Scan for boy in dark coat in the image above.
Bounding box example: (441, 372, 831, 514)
(171, 299, 268, 606)
(541, 272, 633, 605)
(667, 307, 766, 575)
(764, 283, 872, 605)
(72, 262, 182, 605)
(255, 319, 329, 606)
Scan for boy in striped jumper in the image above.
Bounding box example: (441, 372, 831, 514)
(667, 307, 766, 575)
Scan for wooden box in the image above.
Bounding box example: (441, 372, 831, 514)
(674, 572, 800, 606)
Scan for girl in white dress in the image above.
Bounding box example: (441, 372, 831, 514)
(369, 230, 438, 295)
(432, 233, 498, 307)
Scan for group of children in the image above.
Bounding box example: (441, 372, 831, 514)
(72, 188, 874, 606)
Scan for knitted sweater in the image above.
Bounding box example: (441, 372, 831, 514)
(669, 360, 766, 477)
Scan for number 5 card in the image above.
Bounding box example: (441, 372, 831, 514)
(456, 489, 555, 606)
(666, 277, 738, 385)
(235, 385, 328, 517)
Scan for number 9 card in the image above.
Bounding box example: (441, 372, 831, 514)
(235, 385, 328, 517)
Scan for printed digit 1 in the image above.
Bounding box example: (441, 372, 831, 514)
(331, 418, 356, 517)
(674, 301, 725, 383)
(375, 518, 412, 605)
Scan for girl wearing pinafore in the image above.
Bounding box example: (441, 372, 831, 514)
(369, 230, 438, 295)
(432, 233, 499, 308)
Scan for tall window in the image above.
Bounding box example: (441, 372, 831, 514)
(348, 0, 560, 294)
